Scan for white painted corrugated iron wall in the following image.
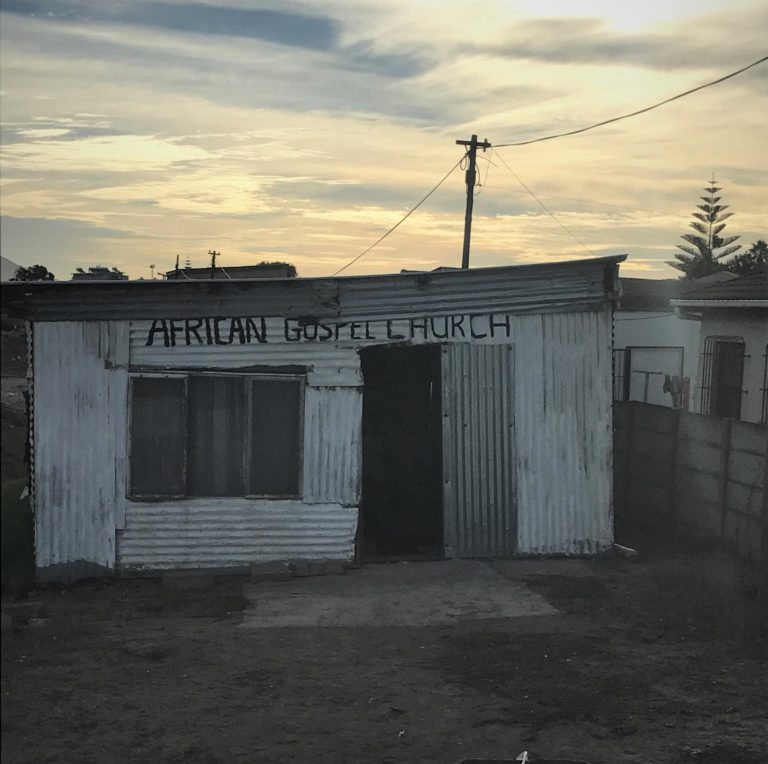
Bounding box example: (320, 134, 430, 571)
(117, 500, 358, 570)
(32, 304, 614, 578)
(129, 323, 363, 386)
(303, 386, 362, 504)
(117, 386, 362, 570)
(514, 309, 614, 554)
(33, 321, 128, 580)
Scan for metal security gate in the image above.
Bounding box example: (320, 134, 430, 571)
(442, 344, 516, 558)
(700, 336, 746, 418)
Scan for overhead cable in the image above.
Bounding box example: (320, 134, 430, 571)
(494, 151, 594, 256)
(331, 153, 467, 276)
(494, 56, 767, 148)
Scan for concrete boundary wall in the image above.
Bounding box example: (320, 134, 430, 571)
(614, 401, 766, 559)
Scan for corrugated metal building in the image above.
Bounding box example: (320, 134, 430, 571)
(2, 255, 625, 582)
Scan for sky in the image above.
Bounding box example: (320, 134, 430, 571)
(0, 0, 766, 281)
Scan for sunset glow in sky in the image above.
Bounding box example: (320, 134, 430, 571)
(1, 0, 766, 279)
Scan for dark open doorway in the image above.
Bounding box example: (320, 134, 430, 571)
(359, 344, 443, 561)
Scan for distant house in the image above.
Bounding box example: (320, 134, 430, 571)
(165, 263, 296, 280)
(614, 278, 699, 408)
(72, 266, 128, 281)
(672, 268, 768, 424)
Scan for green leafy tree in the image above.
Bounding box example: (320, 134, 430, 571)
(725, 239, 767, 275)
(11, 264, 55, 281)
(667, 179, 742, 279)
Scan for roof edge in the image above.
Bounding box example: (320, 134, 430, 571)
(1, 254, 627, 291)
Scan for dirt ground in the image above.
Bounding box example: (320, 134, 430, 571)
(2, 531, 766, 764)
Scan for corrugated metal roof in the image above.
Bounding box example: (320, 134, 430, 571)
(2, 255, 625, 322)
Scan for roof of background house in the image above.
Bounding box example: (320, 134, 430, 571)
(165, 264, 295, 280)
(617, 278, 682, 311)
(679, 270, 740, 294)
(674, 268, 768, 302)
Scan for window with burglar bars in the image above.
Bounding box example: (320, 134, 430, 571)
(129, 373, 303, 498)
(699, 336, 746, 419)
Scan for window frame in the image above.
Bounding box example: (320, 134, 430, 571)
(127, 370, 305, 501)
(613, 345, 685, 403)
(699, 335, 746, 419)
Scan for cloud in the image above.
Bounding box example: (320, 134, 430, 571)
(2, 133, 209, 173)
(339, 39, 431, 79)
(0, 13, 456, 124)
(466, 13, 768, 72)
(0, 0, 435, 85)
(2, 0, 339, 49)
(2, 122, 126, 145)
(0, 215, 134, 275)
(1, 1, 765, 281)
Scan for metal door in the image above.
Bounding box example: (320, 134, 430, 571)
(441, 344, 516, 557)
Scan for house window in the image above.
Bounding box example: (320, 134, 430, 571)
(130, 373, 303, 498)
(700, 336, 746, 419)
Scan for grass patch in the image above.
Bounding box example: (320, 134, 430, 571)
(1, 478, 34, 598)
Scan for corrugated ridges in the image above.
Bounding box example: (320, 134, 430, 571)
(33, 322, 128, 572)
(515, 309, 614, 554)
(303, 387, 362, 504)
(5, 256, 623, 322)
(117, 500, 358, 569)
(442, 344, 516, 557)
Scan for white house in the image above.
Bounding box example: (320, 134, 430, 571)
(614, 278, 700, 408)
(672, 268, 768, 424)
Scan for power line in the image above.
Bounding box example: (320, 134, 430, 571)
(482, 184, 673, 215)
(493, 151, 594, 256)
(331, 153, 467, 276)
(494, 56, 767, 149)
(475, 147, 495, 197)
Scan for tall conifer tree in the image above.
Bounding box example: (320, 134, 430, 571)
(668, 178, 742, 278)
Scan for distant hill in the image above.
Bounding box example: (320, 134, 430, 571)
(1, 256, 21, 281)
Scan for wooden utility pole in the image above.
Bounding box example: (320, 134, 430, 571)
(456, 134, 491, 269)
(208, 250, 220, 279)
